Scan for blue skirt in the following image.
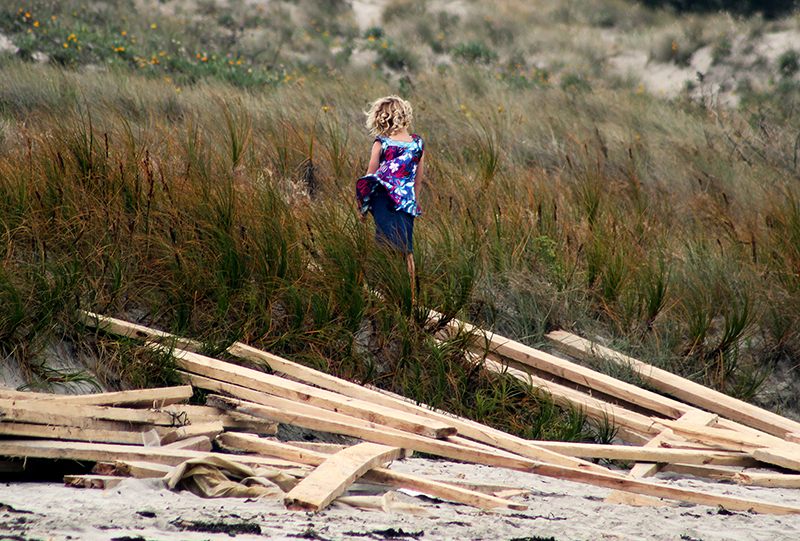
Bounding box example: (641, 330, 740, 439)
(370, 185, 414, 254)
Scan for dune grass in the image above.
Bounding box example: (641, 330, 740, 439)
(2, 0, 800, 438)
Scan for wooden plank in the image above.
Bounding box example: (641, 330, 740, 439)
(604, 490, 675, 508)
(220, 433, 798, 515)
(193, 375, 448, 439)
(482, 358, 664, 440)
(80, 312, 614, 475)
(528, 462, 800, 515)
(547, 331, 800, 440)
(93, 460, 174, 479)
(171, 349, 456, 440)
(729, 471, 800, 488)
(178, 369, 454, 440)
(660, 463, 800, 489)
(161, 435, 213, 452)
(0, 422, 150, 446)
(361, 468, 528, 511)
(0, 399, 182, 426)
(160, 422, 224, 445)
(661, 464, 747, 483)
(284, 443, 404, 511)
(160, 404, 278, 434)
(284, 441, 414, 459)
(0, 439, 311, 472)
(658, 420, 788, 452)
(0, 390, 56, 400)
(209, 395, 538, 472)
(282, 442, 348, 454)
(64, 474, 124, 490)
(628, 411, 718, 479)
(443, 321, 688, 419)
(753, 446, 800, 472)
(518, 441, 758, 467)
(220, 433, 528, 511)
(79, 311, 196, 349)
(0, 386, 193, 408)
(657, 420, 800, 472)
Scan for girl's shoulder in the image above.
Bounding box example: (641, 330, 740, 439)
(375, 134, 423, 145)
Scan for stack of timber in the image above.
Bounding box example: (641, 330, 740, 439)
(1, 311, 800, 515)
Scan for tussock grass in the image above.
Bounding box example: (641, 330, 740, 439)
(3, 0, 800, 437)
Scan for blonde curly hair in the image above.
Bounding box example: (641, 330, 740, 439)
(365, 95, 413, 137)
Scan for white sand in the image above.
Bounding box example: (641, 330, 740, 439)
(3, 458, 800, 541)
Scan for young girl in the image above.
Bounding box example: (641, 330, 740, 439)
(356, 96, 425, 284)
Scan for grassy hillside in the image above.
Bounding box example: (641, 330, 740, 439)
(2, 0, 800, 440)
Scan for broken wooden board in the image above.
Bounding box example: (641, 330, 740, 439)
(160, 422, 224, 446)
(209, 395, 539, 472)
(160, 404, 278, 434)
(92, 460, 174, 479)
(658, 420, 791, 453)
(0, 399, 182, 426)
(752, 446, 800, 473)
(546, 331, 800, 440)
(284, 442, 404, 511)
(730, 471, 800, 488)
(220, 433, 528, 511)
(0, 386, 193, 409)
(161, 435, 212, 452)
(628, 411, 719, 479)
(81, 312, 615, 475)
(64, 474, 124, 490)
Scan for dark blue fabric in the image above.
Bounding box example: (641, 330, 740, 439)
(370, 185, 414, 254)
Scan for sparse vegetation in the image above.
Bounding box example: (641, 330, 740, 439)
(2, 0, 800, 439)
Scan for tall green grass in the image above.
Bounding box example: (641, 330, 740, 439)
(3, 0, 800, 438)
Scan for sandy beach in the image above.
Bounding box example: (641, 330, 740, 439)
(3, 457, 800, 541)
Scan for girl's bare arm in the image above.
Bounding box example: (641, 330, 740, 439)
(366, 142, 381, 175)
(415, 154, 425, 202)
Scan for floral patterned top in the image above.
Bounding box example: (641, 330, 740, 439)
(356, 134, 424, 217)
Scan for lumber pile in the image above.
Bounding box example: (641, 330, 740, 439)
(1, 311, 800, 516)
